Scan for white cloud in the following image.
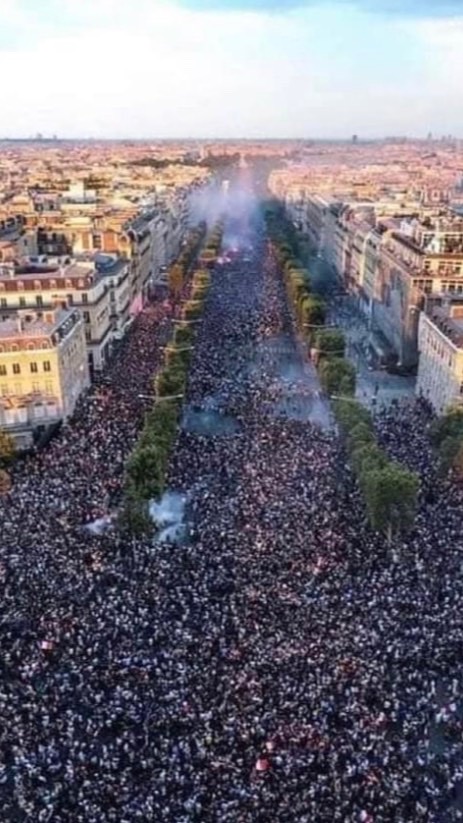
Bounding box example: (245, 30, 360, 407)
(0, 0, 462, 136)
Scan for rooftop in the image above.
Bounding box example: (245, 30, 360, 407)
(0, 307, 81, 342)
(424, 296, 463, 349)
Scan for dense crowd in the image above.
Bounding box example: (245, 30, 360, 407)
(1, 199, 463, 822)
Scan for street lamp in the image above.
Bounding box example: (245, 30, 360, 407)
(164, 344, 195, 352)
(303, 323, 337, 330)
(138, 393, 184, 403)
(175, 318, 202, 325)
(329, 394, 359, 403)
(155, 393, 184, 403)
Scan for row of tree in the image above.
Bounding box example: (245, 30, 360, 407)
(199, 221, 224, 269)
(131, 153, 240, 171)
(264, 199, 419, 542)
(431, 406, 463, 480)
(264, 202, 356, 398)
(334, 398, 419, 542)
(120, 230, 219, 534)
(168, 222, 207, 297)
(0, 429, 14, 495)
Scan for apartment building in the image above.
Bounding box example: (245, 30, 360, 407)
(0, 260, 113, 372)
(417, 295, 463, 414)
(295, 194, 463, 368)
(0, 308, 89, 446)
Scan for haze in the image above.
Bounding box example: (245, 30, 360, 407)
(0, 0, 461, 139)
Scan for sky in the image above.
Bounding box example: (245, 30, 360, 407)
(0, 0, 461, 138)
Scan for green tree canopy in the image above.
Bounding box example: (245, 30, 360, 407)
(155, 366, 186, 398)
(363, 463, 419, 541)
(352, 443, 388, 478)
(347, 422, 375, 454)
(168, 264, 184, 296)
(333, 398, 373, 432)
(318, 358, 356, 397)
(0, 429, 15, 466)
(299, 295, 326, 333)
(173, 324, 194, 347)
(315, 328, 346, 359)
(119, 485, 153, 535)
(126, 446, 165, 500)
(430, 407, 463, 447)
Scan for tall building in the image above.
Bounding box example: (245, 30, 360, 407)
(0, 308, 89, 446)
(417, 295, 463, 414)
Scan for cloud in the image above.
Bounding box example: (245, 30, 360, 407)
(0, 0, 462, 137)
(178, 0, 462, 15)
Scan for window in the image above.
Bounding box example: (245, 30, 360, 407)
(81, 293, 88, 304)
(0, 298, 7, 308)
(30, 362, 38, 373)
(45, 381, 53, 395)
(32, 381, 40, 393)
(19, 297, 26, 308)
(1, 385, 7, 396)
(0, 365, 6, 376)
(43, 361, 51, 372)
(83, 311, 90, 323)
(36, 295, 43, 307)
(12, 363, 20, 374)
(67, 293, 74, 306)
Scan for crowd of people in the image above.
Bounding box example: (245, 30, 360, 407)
(1, 195, 463, 822)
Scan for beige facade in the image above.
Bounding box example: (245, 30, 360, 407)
(0, 261, 113, 372)
(417, 298, 463, 414)
(0, 308, 89, 444)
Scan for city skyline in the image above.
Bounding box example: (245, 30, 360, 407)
(0, 0, 461, 138)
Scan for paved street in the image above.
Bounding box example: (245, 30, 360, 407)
(308, 255, 416, 409)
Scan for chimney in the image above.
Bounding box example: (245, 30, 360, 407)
(16, 315, 23, 333)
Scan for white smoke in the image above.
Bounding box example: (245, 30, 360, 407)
(150, 491, 187, 543)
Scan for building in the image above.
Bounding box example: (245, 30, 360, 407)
(0, 259, 114, 372)
(0, 308, 89, 446)
(417, 295, 463, 414)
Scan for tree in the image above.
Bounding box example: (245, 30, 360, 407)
(363, 463, 419, 542)
(165, 345, 191, 370)
(352, 443, 387, 479)
(430, 407, 463, 447)
(0, 429, 15, 466)
(192, 270, 210, 289)
(119, 485, 153, 535)
(126, 446, 165, 500)
(0, 469, 11, 494)
(315, 328, 346, 359)
(144, 400, 180, 441)
(168, 264, 184, 296)
(439, 434, 463, 479)
(173, 324, 194, 347)
(155, 366, 185, 398)
(347, 422, 375, 454)
(182, 300, 203, 321)
(333, 398, 373, 433)
(318, 358, 356, 397)
(299, 295, 326, 337)
(286, 272, 306, 307)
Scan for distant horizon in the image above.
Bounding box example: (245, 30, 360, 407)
(0, 135, 459, 144)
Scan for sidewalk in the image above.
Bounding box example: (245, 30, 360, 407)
(328, 297, 416, 411)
